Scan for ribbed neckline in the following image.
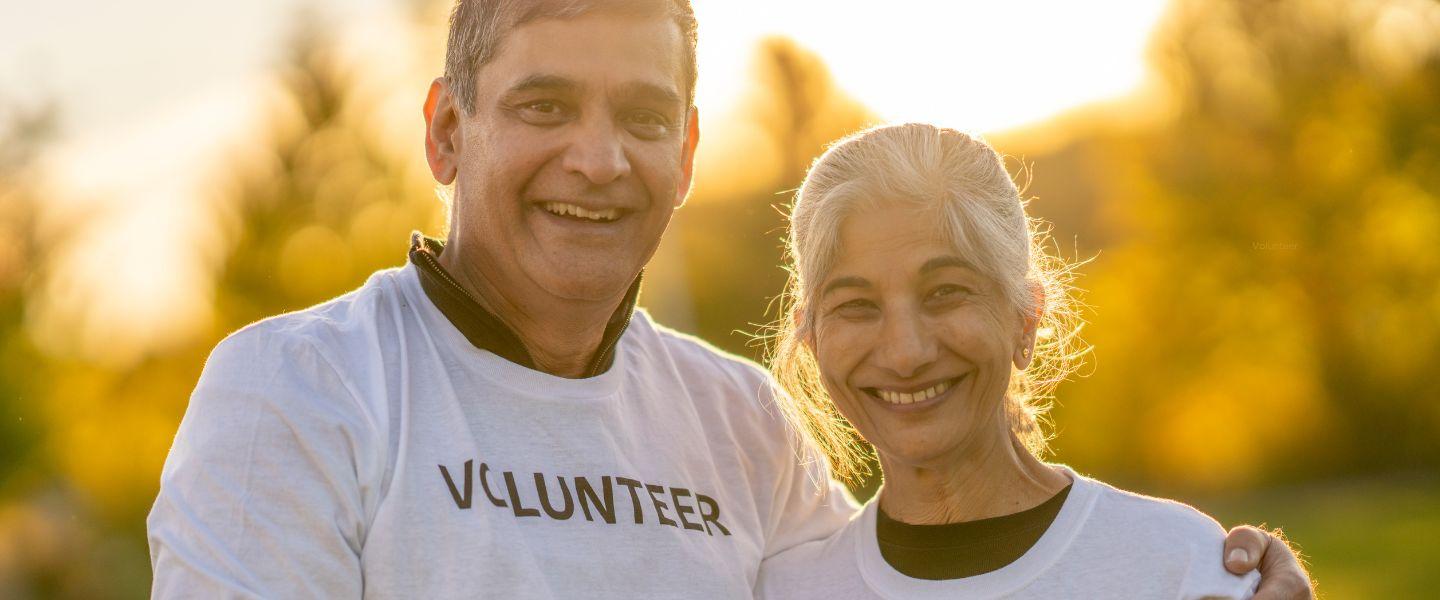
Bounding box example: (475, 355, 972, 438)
(874, 483, 1071, 580)
(406, 231, 642, 378)
(876, 483, 1071, 549)
(854, 465, 1102, 599)
(398, 261, 631, 401)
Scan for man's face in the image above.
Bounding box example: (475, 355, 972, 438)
(442, 13, 696, 305)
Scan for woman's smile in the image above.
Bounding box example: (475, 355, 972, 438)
(859, 372, 971, 412)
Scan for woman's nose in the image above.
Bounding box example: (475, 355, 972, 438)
(874, 311, 938, 379)
(562, 119, 632, 185)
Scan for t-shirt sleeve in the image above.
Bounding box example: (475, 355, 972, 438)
(1181, 543, 1262, 600)
(1171, 508, 1263, 600)
(147, 327, 384, 598)
(758, 382, 859, 558)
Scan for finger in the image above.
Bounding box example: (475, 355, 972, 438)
(1222, 525, 1270, 574)
(1252, 530, 1314, 600)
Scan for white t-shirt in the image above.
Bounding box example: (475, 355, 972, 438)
(147, 264, 855, 599)
(756, 466, 1260, 600)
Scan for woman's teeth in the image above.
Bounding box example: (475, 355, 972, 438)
(874, 378, 955, 405)
(542, 202, 620, 222)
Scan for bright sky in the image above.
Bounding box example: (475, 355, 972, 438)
(693, 0, 1171, 131)
(1, 0, 1170, 363)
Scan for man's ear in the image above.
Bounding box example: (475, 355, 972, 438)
(424, 78, 461, 185)
(675, 107, 700, 207)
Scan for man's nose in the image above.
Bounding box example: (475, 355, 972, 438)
(562, 119, 631, 185)
(875, 311, 938, 380)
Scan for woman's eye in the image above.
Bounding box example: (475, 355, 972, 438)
(929, 284, 971, 301)
(832, 298, 876, 316)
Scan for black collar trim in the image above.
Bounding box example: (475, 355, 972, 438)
(408, 232, 641, 377)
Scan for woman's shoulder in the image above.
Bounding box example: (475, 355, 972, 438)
(1066, 472, 1261, 597)
(1079, 475, 1230, 543)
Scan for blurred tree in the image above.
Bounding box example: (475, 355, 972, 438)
(674, 37, 877, 360)
(0, 11, 443, 598)
(0, 95, 157, 600)
(1035, 0, 1440, 490)
(0, 98, 58, 497)
(213, 13, 443, 330)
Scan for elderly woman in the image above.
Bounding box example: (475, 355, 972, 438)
(757, 123, 1262, 598)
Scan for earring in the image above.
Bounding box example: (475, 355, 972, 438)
(1022, 348, 1031, 358)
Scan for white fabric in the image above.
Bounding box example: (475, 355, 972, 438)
(148, 264, 856, 599)
(756, 466, 1261, 600)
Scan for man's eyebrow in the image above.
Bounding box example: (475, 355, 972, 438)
(613, 81, 684, 107)
(821, 276, 870, 298)
(920, 256, 980, 276)
(505, 74, 582, 96)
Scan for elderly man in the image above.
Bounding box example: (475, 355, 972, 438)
(147, 0, 1313, 597)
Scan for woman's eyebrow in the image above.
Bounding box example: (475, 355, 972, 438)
(820, 276, 869, 298)
(920, 255, 980, 275)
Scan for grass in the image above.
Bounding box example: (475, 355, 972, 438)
(1191, 472, 1440, 599)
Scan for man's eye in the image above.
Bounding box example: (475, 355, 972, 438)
(516, 100, 570, 124)
(624, 111, 671, 139)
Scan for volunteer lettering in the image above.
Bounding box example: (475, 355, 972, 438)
(439, 459, 731, 535)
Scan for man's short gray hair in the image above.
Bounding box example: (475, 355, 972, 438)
(443, 0, 699, 114)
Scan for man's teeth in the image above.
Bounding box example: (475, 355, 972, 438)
(542, 202, 620, 222)
(875, 379, 954, 405)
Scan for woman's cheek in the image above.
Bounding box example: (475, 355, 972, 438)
(814, 319, 871, 406)
(942, 304, 1009, 356)
(815, 318, 870, 371)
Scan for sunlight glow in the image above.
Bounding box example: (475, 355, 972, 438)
(20, 0, 1172, 359)
(694, 0, 1170, 132)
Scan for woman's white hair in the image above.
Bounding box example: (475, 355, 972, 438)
(768, 123, 1088, 483)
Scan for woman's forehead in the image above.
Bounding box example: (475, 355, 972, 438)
(832, 206, 957, 264)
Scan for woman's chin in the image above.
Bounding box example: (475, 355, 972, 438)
(874, 437, 969, 473)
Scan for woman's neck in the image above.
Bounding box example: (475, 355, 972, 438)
(877, 431, 1071, 525)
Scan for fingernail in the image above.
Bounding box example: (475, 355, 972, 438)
(1227, 548, 1249, 565)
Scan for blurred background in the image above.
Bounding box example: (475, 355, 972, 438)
(1, 0, 1437, 596)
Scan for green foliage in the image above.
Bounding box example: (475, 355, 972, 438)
(0, 99, 58, 497)
(0, 14, 442, 598)
(214, 17, 443, 330)
(1198, 473, 1440, 598)
(1035, 0, 1440, 490)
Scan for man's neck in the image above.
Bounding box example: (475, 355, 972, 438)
(877, 425, 1070, 526)
(437, 242, 624, 379)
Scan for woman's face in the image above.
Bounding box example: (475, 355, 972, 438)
(809, 205, 1031, 471)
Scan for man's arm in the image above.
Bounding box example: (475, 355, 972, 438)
(756, 381, 859, 558)
(1222, 525, 1315, 599)
(148, 328, 383, 598)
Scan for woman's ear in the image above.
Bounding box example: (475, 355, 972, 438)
(1013, 283, 1043, 370)
(794, 305, 815, 352)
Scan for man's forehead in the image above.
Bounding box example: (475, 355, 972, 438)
(481, 13, 686, 100)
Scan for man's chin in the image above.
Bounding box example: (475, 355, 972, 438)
(531, 266, 640, 305)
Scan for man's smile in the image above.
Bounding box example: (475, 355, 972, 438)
(539, 200, 624, 223)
